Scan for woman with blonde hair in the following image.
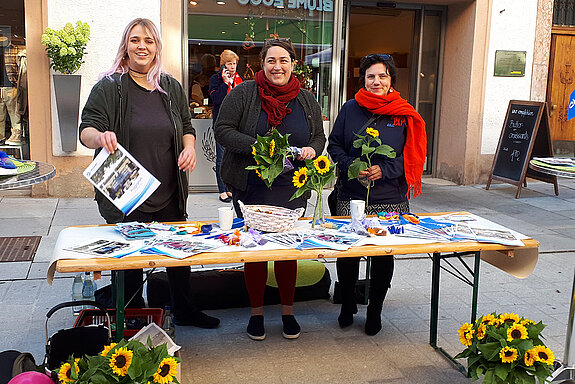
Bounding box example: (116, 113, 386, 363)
(210, 49, 243, 203)
(79, 18, 219, 329)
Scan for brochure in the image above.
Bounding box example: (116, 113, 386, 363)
(64, 239, 143, 258)
(83, 144, 160, 215)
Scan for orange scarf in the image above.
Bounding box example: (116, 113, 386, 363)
(355, 88, 427, 198)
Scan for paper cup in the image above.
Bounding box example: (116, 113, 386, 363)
(350, 200, 366, 221)
(218, 207, 234, 230)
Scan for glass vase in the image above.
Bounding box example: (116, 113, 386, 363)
(311, 189, 325, 229)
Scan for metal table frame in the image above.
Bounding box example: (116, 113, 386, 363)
(530, 160, 575, 381)
(0, 161, 56, 190)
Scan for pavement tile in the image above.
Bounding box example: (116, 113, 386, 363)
(0, 261, 30, 280)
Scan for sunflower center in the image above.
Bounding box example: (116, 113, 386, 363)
(539, 351, 548, 360)
(504, 350, 514, 357)
(66, 368, 72, 379)
(160, 364, 170, 377)
(511, 329, 521, 339)
(298, 174, 306, 183)
(319, 160, 326, 169)
(116, 355, 126, 368)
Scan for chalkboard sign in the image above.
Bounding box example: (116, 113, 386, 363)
(486, 100, 557, 198)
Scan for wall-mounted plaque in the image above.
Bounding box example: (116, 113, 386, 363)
(494, 50, 526, 77)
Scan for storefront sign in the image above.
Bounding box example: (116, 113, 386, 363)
(237, 0, 333, 12)
(568, 88, 575, 121)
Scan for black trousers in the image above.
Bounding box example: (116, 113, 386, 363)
(336, 256, 394, 311)
(118, 198, 198, 318)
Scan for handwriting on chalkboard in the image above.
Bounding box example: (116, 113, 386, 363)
(511, 108, 535, 116)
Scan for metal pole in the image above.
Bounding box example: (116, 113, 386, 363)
(430, 252, 441, 347)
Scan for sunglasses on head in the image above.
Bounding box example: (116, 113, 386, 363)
(363, 53, 391, 60)
(265, 37, 291, 43)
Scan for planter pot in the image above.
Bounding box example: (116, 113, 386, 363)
(53, 74, 81, 152)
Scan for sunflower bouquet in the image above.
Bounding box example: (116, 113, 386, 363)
(290, 155, 336, 228)
(455, 312, 554, 384)
(246, 128, 294, 188)
(347, 127, 396, 205)
(57, 338, 180, 384)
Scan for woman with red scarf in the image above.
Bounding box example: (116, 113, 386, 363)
(214, 39, 326, 340)
(327, 54, 427, 336)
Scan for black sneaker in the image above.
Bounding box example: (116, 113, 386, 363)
(247, 315, 265, 340)
(282, 315, 301, 339)
(173, 311, 220, 328)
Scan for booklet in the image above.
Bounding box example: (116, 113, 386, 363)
(64, 239, 143, 258)
(83, 144, 160, 215)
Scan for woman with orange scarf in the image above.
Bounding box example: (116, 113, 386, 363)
(327, 54, 427, 335)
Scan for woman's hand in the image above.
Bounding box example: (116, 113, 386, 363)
(96, 131, 118, 154)
(299, 146, 316, 160)
(178, 146, 197, 172)
(358, 165, 382, 181)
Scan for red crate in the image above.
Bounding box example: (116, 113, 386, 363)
(74, 308, 164, 338)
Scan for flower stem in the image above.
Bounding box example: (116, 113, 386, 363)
(312, 188, 323, 228)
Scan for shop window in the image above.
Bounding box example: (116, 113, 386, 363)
(0, 0, 28, 159)
(187, 0, 334, 121)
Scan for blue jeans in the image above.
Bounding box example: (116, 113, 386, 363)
(215, 141, 227, 194)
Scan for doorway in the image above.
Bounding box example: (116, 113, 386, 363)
(547, 30, 575, 157)
(344, 3, 444, 174)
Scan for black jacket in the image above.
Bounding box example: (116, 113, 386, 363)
(79, 72, 195, 223)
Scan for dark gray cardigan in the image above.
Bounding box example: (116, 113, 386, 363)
(214, 80, 326, 192)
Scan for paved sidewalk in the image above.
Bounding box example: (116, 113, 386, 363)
(1, 177, 574, 383)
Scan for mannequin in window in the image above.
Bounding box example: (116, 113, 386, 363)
(0, 42, 22, 145)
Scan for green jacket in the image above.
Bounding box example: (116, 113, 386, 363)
(79, 72, 195, 223)
(214, 80, 326, 193)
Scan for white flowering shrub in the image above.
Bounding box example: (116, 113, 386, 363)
(41, 21, 90, 74)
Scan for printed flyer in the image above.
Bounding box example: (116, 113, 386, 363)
(83, 144, 160, 215)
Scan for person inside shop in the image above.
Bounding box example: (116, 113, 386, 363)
(79, 18, 219, 329)
(0, 37, 23, 146)
(327, 53, 427, 335)
(214, 38, 326, 340)
(209, 49, 243, 203)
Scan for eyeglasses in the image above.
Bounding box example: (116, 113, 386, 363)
(264, 37, 291, 43)
(363, 54, 391, 60)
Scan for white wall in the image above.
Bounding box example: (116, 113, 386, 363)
(481, 0, 538, 154)
(48, 0, 160, 156)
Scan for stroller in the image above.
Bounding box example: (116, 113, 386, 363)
(43, 300, 112, 376)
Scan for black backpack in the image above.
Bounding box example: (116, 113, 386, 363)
(0, 350, 37, 384)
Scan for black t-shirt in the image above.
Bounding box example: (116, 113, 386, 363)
(128, 76, 177, 212)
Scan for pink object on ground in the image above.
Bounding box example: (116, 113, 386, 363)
(8, 371, 55, 384)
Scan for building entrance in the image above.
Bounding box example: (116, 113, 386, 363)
(343, 3, 443, 174)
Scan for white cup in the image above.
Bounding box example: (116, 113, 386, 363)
(218, 207, 234, 230)
(350, 200, 366, 221)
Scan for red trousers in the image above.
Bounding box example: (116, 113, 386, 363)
(244, 260, 297, 308)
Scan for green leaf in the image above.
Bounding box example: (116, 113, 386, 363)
(494, 364, 510, 381)
(290, 187, 307, 201)
(374, 145, 397, 158)
(347, 159, 367, 179)
(477, 342, 502, 360)
(352, 139, 363, 148)
(361, 144, 375, 157)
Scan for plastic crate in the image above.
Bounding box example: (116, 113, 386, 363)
(74, 308, 164, 338)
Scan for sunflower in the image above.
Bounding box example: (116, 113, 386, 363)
(457, 322, 474, 346)
(499, 346, 518, 363)
(499, 312, 520, 324)
(58, 359, 80, 383)
(313, 156, 331, 174)
(479, 314, 496, 326)
(520, 318, 535, 326)
(292, 167, 308, 188)
(524, 349, 535, 367)
(531, 345, 555, 365)
(476, 323, 486, 340)
(507, 323, 528, 341)
(255, 169, 263, 180)
(366, 127, 379, 137)
(100, 342, 117, 356)
(269, 139, 275, 157)
(152, 357, 178, 384)
(109, 347, 133, 377)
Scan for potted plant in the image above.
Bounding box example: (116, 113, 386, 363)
(41, 21, 90, 151)
(56, 339, 180, 384)
(455, 312, 555, 383)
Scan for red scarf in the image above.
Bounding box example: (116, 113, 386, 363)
(355, 88, 427, 198)
(226, 72, 243, 94)
(255, 70, 301, 127)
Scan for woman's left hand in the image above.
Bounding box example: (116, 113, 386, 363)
(178, 146, 197, 172)
(359, 165, 382, 181)
(299, 146, 316, 160)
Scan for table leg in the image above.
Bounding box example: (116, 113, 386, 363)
(550, 267, 575, 381)
(112, 270, 125, 342)
(471, 251, 480, 323)
(430, 252, 440, 348)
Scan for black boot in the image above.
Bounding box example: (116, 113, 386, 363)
(364, 256, 394, 336)
(338, 303, 358, 328)
(336, 257, 361, 328)
(365, 304, 382, 335)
